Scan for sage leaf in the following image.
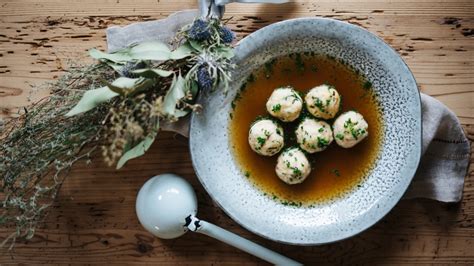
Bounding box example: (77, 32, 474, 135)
(105, 77, 154, 96)
(66, 86, 118, 116)
(189, 80, 199, 98)
(89, 48, 132, 63)
(116, 128, 158, 169)
(104, 61, 125, 74)
(170, 42, 194, 60)
(162, 74, 189, 118)
(90, 41, 171, 62)
(188, 40, 203, 53)
(131, 68, 174, 79)
(66, 77, 150, 116)
(216, 46, 234, 59)
(129, 41, 171, 61)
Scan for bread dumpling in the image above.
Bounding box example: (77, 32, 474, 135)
(333, 111, 369, 148)
(295, 118, 333, 153)
(266, 86, 303, 122)
(248, 119, 284, 156)
(305, 84, 341, 120)
(275, 147, 311, 185)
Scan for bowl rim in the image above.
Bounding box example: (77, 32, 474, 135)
(189, 16, 422, 245)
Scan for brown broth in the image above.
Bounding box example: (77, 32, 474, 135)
(228, 54, 384, 205)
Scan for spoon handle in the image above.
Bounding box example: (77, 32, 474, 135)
(192, 219, 301, 265)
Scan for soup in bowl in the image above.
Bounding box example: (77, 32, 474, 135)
(190, 17, 421, 245)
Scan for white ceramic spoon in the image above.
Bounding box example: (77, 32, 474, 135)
(136, 173, 301, 265)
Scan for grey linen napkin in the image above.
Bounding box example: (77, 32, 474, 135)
(404, 94, 470, 202)
(106, 11, 470, 203)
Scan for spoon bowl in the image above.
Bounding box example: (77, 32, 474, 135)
(136, 173, 197, 239)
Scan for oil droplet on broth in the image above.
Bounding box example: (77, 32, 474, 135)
(229, 54, 383, 205)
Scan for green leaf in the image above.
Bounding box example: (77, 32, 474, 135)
(162, 74, 189, 118)
(170, 42, 194, 60)
(116, 128, 159, 169)
(104, 77, 154, 96)
(189, 80, 199, 98)
(89, 48, 132, 63)
(66, 86, 118, 116)
(188, 40, 203, 53)
(216, 46, 234, 59)
(89, 41, 171, 63)
(131, 68, 174, 79)
(104, 61, 125, 74)
(129, 41, 171, 61)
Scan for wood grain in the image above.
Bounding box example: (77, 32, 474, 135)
(0, 0, 473, 264)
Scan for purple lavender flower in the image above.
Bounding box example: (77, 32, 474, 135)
(188, 19, 211, 41)
(197, 65, 213, 91)
(219, 26, 235, 44)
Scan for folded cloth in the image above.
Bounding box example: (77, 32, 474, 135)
(105, 12, 470, 203)
(403, 94, 470, 202)
(106, 10, 198, 53)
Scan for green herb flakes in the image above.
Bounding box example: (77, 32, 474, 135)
(272, 104, 281, 112)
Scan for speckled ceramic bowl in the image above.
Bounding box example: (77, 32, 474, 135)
(189, 18, 421, 245)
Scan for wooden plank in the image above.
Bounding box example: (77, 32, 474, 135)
(0, 0, 473, 264)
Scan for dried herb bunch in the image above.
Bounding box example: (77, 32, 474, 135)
(0, 18, 235, 248)
(68, 17, 235, 168)
(0, 64, 113, 248)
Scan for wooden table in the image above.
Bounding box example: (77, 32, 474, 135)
(1, 0, 473, 264)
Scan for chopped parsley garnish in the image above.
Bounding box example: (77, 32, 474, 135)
(314, 98, 326, 112)
(247, 74, 255, 83)
(292, 166, 302, 177)
(344, 118, 358, 128)
(283, 201, 302, 207)
(244, 171, 251, 178)
(272, 104, 281, 112)
(350, 128, 366, 140)
(257, 136, 266, 146)
(264, 58, 277, 79)
(317, 137, 329, 148)
(286, 92, 301, 104)
(331, 169, 341, 177)
(335, 133, 344, 140)
(294, 53, 305, 72)
(363, 80, 372, 90)
(234, 92, 242, 102)
(342, 118, 366, 140)
(239, 82, 247, 93)
(263, 129, 271, 137)
(318, 127, 324, 133)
